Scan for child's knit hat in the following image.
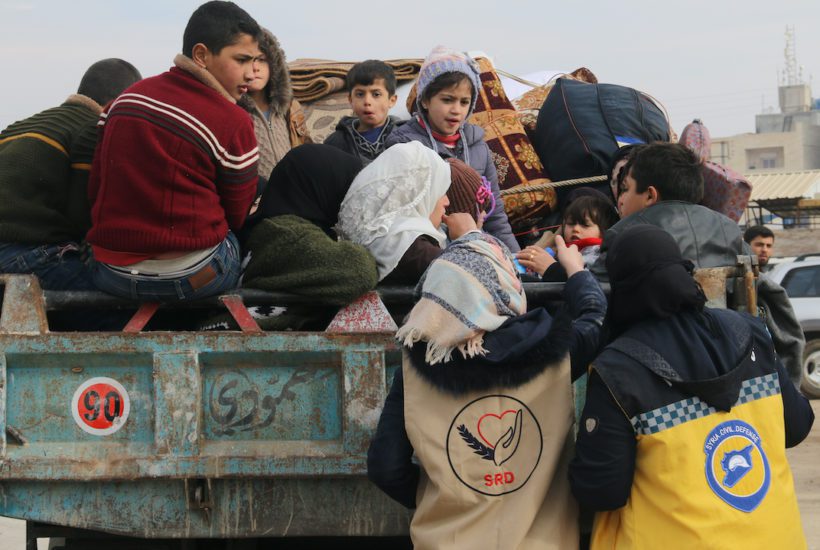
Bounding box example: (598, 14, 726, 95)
(416, 46, 482, 119)
(446, 159, 494, 223)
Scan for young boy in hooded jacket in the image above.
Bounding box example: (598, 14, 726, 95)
(324, 60, 401, 166)
(239, 27, 310, 181)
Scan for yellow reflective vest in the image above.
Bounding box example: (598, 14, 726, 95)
(591, 327, 806, 550)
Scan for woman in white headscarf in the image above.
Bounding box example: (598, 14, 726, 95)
(337, 141, 467, 284)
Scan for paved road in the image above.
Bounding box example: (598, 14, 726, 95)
(2, 401, 818, 549)
(788, 399, 820, 549)
(0, 517, 46, 549)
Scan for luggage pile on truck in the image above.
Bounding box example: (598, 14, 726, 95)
(294, 55, 752, 245)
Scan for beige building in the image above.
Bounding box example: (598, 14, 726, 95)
(711, 83, 820, 173)
(711, 126, 820, 172)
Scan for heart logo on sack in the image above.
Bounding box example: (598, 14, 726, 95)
(477, 410, 519, 448)
(447, 395, 542, 496)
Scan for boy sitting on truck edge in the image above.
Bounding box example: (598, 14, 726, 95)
(590, 142, 805, 388)
(86, 1, 262, 302)
(0, 59, 141, 290)
(323, 60, 400, 165)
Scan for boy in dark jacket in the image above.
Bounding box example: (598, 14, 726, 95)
(324, 60, 400, 165)
(0, 59, 141, 290)
(592, 142, 805, 387)
(87, 1, 262, 302)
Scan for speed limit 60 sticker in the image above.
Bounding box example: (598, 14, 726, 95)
(71, 377, 131, 436)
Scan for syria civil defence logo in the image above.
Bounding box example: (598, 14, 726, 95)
(703, 419, 771, 512)
(446, 395, 542, 496)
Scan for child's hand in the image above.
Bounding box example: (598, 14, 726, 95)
(555, 235, 584, 277)
(248, 196, 261, 215)
(443, 213, 478, 240)
(516, 245, 556, 276)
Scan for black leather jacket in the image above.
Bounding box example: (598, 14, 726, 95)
(591, 201, 805, 386)
(591, 201, 743, 280)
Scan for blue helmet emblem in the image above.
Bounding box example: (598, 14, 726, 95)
(704, 420, 770, 512)
(721, 445, 754, 488)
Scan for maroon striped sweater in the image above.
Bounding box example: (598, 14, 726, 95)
(87, 62, 258, 263)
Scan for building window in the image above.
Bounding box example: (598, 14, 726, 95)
(746, 147, 783, 171)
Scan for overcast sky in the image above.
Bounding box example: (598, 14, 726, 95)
(2, 0, 819, 138)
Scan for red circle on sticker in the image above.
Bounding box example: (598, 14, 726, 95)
(71, 377, 131, 436)
(76, 382, 124, 430)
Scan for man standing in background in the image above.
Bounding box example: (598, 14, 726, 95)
(744, 225, 776, 272)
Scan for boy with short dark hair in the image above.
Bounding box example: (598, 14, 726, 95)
(87, 1, 262, 302)
(592, 142, 805, 387)
(615, 142, 704, 218)
(744, 225, 775, 271)
(597, 142, 740, 269)
(323, 60, 400, 165)
(0, 58, 141, 290)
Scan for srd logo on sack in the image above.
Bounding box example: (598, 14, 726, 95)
(704, 419, 771, 512)
(446, 395, 542, 496)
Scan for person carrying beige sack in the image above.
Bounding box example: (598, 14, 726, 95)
(367, 228, 606, 549)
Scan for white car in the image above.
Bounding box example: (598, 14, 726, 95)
(768, 256, 820, 398)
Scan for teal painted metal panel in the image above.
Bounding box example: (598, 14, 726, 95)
(201, 352, 342, 442)
(0, 274, 410, 537)
(0, 353, 6, 455)
(0, 274, 585, 538)
(0, 338, 394, 480)
(6, 353, 155, 445)
(0, 479, 411, 538)
(154, 351, 201, 457)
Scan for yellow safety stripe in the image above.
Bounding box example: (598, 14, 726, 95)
(0, 132, 68, 156)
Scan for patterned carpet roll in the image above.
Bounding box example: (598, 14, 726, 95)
(288, 58, 423, 103)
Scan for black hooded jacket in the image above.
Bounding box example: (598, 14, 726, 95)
(569, 308, 814, 511)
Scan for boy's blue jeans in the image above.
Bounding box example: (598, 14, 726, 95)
(0, 241, 95, 290)
(90, 232, 241, 302)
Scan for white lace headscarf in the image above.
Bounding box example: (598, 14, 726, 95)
(337, 142, 451, 280)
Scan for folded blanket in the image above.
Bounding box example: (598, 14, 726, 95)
(243, 215, 379, 306)
(300, 91, 353, 144)
(289, 58, 423, 103)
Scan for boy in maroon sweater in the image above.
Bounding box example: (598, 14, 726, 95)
(87, 1, 262, 301)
